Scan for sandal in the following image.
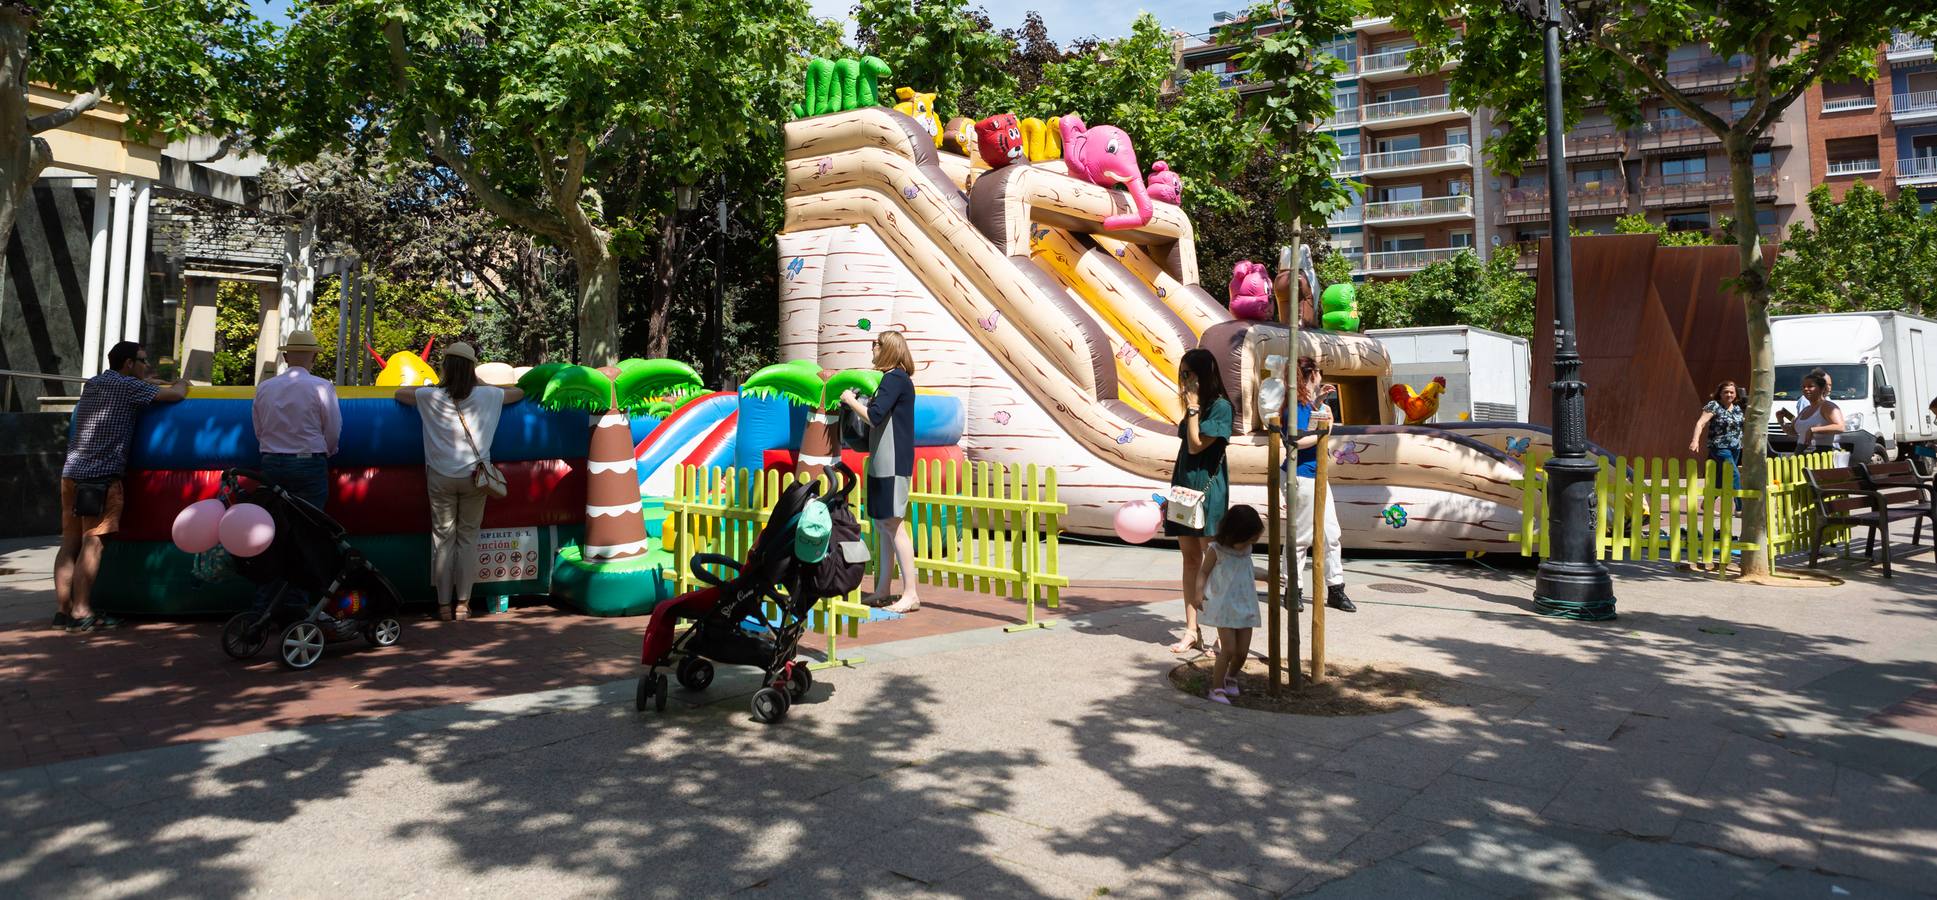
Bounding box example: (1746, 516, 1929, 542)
(1167, 632, 1205, 654)
(1207, 688, 1232, 705)
(437, 604, 453, 621)
(453, 605, 471, 621)
(1224, 678, 1242, 697)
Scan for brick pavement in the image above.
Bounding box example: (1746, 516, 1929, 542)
(0, 577, 1181, 771)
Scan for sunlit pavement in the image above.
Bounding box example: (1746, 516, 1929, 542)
(2, 536, 1935, 897)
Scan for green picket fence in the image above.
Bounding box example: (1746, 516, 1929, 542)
(664, 460, 1070, 666)
(1514, 450, 1841, 568)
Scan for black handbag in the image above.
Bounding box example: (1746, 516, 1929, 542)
(840, 405, 870, 453)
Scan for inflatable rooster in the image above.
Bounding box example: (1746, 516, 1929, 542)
(1389, 376, 1447, 426)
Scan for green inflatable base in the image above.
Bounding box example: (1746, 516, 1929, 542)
(546, 544, 676, 617)
(94, 525, 584, 617)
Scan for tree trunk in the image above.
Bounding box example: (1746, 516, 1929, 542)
(0, 10, 48, 254)
(646, 209, 679, 359)
(573, 234, 619, 366)
(1724, 133, 1775, 578)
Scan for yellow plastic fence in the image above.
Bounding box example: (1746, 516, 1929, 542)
(1514, 450, 1840, 568)
(663, 460, 1070, 666)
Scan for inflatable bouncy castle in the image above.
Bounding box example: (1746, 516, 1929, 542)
(776, 107, 1578, 552)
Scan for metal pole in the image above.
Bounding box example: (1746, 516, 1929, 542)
(1532, 0, 1616, 619)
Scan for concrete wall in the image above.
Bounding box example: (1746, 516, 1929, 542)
(0, 413, 69, 538)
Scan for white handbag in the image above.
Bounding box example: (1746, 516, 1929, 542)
(1165, 484, 1207, 530)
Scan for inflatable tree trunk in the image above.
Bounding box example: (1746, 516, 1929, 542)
(584, 406, 649, 561)
(797, 408, 842, 480)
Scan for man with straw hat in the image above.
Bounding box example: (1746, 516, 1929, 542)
(250, 329, 342, 612)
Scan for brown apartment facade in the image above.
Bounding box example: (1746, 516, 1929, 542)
(1804, 31, 1937, 207)
(1178, 14, 1817, 279)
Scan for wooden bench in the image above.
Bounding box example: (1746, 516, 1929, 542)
(1803, 466, 1928, 578)
(1859, 460, 1935, 552)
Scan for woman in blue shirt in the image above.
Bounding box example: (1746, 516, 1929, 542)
(840, 331, 921, 615)
(1290, 357, 1354, 613)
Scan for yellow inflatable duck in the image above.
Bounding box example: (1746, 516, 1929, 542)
(367, 338, 440, 387)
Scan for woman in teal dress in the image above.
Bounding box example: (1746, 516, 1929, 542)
(1166, 348, 1233, 654)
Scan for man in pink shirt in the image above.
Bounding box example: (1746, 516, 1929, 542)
(251, 329, 341, 510)
(250, 330, 341, 613)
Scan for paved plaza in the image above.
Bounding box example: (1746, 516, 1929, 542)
(2, 535, 1936, 897)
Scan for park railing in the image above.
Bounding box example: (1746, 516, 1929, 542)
(1513, 450, 1841, 569)
(663, 460, 1068, 665)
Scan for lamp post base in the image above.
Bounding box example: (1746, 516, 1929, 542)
(1534, 560, 1616, 620)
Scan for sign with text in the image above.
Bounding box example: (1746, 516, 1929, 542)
(476, 527, 542, 584)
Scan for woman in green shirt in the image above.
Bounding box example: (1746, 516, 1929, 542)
(1167, 348, 1233, 654)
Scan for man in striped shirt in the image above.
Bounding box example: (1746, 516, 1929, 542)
(55, 341, 189, 632)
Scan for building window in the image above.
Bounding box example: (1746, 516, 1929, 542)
(1821, 78, 1875, 111)
(1319, 36, 1356, 65)
(1447, 178, 1470, 196)
(1336, 135, 1361, 158)
(1665, 209, 1711, 232)
(1376, 134, 1422, 153)
(1825, 135, 1881, 175)
(1754, 208, 1778, 237)
(1333, 89, 1358, 111)
(1660, 155, 1707, 185)
(1752, 149, 1773, 170)
(1730, 98, 1754, 121)
(1912, 134, 1937, 159)
(1377, 184, 1424, 203)
(1445, 126, 1470, 146)
(1573, 166, 1615, 188)
(1376, 85, 1421, 103)
(1450, 230, 1473, 248)
(1379, 235, 1427, 252)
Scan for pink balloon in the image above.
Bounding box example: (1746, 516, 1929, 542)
(218, 503, 277, 558)
(171, 499, 227, 554)
(1114, 499, 1164, 544)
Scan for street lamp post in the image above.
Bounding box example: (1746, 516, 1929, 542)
(1532, 0, 1616, 620)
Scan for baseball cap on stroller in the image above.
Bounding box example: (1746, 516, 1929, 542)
(637, 463, 868, 724)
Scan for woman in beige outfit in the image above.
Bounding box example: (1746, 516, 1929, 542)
(395, 343, 523, 620)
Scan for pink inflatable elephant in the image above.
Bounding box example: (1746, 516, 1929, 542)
(1228, 260, 1273, 320)
(1146, 161, 1181, 205)
(1059, 114, 1153, 231)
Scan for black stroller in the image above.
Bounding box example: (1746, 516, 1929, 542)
(637, 464, 866, 724)
(214, 468, 406, 670)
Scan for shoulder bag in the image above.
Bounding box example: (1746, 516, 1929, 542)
(454, 399, 508, 499)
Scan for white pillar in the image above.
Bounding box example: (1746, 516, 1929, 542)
(81, 176, 113, 374)
(121, 178, 152, 351)
(253, 282, 282, 383)
(181, 278, 218, 385)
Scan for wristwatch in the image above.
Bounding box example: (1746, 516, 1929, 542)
(1187, 406, 1200, 416)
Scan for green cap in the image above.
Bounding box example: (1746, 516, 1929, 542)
(794, 498, 832, 564)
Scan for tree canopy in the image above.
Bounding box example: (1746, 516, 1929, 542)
(1772, 184, 1937, 317)
(1356, 250, 1535, 339)
(855, 0, 1015, 122)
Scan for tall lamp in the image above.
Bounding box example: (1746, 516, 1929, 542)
(1531, 0, 1616, 619)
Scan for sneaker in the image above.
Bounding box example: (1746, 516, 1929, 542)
(1326, 588, 1357, 613)
(863, 594, 896, 609)
(886, 597, 921, 614)
(1207, 688, 1231, 705)
(1224, 678, 1242, 697)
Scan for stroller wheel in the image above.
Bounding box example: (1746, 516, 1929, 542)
(676, 656, 715, 692)
(221, 613, 268, 660)
(363, 617, 403, 647)
(751, 687, 790, 725)
(637, 673, 669, 713)
(278, 621, 326, 670)
(786, 663, 814, 701)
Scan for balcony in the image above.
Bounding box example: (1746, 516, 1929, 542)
(1330, 246, 1366, 272)
(1332, 155, 1361, 177)
(1825, 157, 1882, 177)
(1319, 108, 1360, 131)
(1362, 246, 1468, 275)
(1362, 193, 1474, 226)
(1900, 155, 1937, 187)
(1503, 240, 1541, 271)
(1360, 143, 1472, 177)
(1533, 124, 1628, 161)
(1892, 91, 1937, 124)
(1635, 119, 1719, 153)
(1821, 94, 1878, 113)
(1664, 54, 1750, 93)
(1498, 184, 1631, 224)
(1356, 42, 1459, 82)
(1328, 204, 1364, 227)
(1640, 169, 1777, 208)
(1887, 31, 1934, 63)
(1359, 93, 1465, 128)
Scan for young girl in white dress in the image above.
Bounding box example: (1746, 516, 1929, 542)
(1197, 504, 1264, 704)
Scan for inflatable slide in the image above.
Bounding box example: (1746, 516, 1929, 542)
(778, 108, 1533, 552)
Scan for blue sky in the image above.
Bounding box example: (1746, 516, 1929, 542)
(252, 1, 1228, 45)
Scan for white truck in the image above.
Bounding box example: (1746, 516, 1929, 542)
(1368, 325, 1532, 424)
(1766, 312, 1937, 460)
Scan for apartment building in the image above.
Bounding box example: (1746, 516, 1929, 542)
(1177, 13, 1815, 279)
(1804, 31, 1937, 208)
